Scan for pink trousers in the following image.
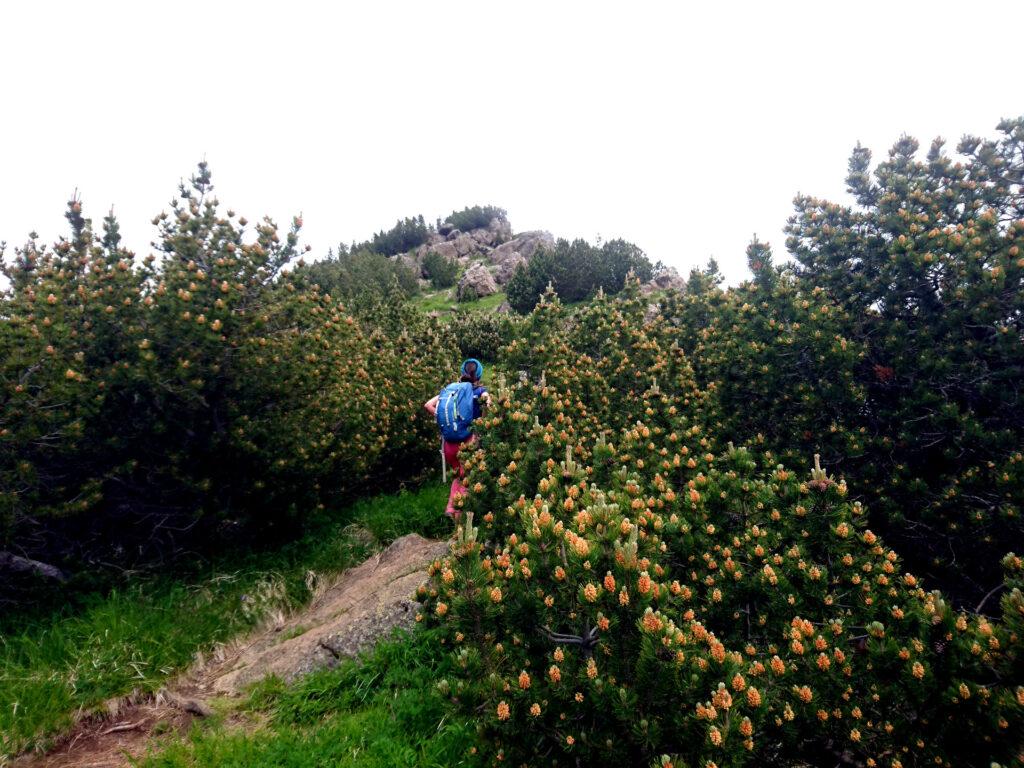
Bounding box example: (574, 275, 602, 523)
(443, 437, 473, 518)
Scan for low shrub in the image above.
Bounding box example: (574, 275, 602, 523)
(506, 237, 653, 313)
(443, 310, 521, 363)
(423, 250, 459, 289)
(442, 205, 508, 234)
(665, 119, 1024, 604)
(297, 248, 420, 300)
(364, 215, 431, 256)
(0, 164, 455, 593)
(421, 291, 1023, 767)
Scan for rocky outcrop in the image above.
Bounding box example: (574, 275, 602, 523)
(652, 266, 686, 292)
(421, 240, 458, 263)
(452, 233, 479, 257)
(490, 216, 513, 242)
(457, 262, 499, 301)
(403, 223, 557, 296)
(489, 230, 554, 265)
(468, 228, 497, 247)
(415, 232, 481, 266)
(485, 231, 554, 285)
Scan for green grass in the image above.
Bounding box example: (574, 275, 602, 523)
(412, 289, 507, 314)
(460, 291, 507, 312)
(413, 288, 457, 313)
(0, 483, 451, 759)
(139, 629, 473, 768)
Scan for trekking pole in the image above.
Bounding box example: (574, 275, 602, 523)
(440, 438, 447, 484)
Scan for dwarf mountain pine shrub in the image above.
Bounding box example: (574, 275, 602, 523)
(421, 290, 1022, 767)
(0, 164, 456, 590)
(667, 119, 1024, 605)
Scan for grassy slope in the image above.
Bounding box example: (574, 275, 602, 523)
(412, 288, 507, 314)
(0, 485, 450, 759)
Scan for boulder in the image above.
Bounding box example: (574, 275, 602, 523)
(471, 228, 497, 247)
(652, 267, 686, 292)
(421, 240, 459, 263)
(446, 228, 462, 241)
(494, 252, 526, 284)
(489, 231, 554, 267)
(457, 262, 498, 301)
(395, 253, 422, 278)
(452, 233, 479, 258)
(488, 217, 513, 244)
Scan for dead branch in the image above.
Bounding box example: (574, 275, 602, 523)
(0, 550, 67, 581)
(100, 720, 145, 735)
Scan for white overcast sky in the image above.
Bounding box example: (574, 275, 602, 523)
(1, 1, 1021, 285)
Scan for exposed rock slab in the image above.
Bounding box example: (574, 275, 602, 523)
(206, 534, 449, 694)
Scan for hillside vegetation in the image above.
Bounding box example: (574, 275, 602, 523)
(0, 486, 449, 757)
(0, 165, 455, 604)
(2, 118, 1023, 767)
(420, 120, 1024, 767)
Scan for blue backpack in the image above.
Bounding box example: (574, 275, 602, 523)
(436, 382, 476, 442)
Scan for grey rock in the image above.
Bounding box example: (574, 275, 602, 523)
(652, 267, 686, 292)
(494, 252, 526, 284)
(207, 534, 450, 694)
(395, 253, 423, 278)
(488, 217, 513, 243)
(489, 231, 554, 266)
(457, 262, 499, 301)
(425, 241, 459, 262)
(471, 228, 497, 247)
(452, 233, 479, 258)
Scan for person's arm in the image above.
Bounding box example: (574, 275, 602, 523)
(424, 394, 439, 416)
(474, 387, 492, 417)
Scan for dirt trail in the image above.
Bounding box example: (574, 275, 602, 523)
(12, 534, 449, 768)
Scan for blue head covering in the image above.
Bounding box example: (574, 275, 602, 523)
(461, 358, 484, 381)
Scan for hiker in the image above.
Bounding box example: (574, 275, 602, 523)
(424, 359, 491, 520)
